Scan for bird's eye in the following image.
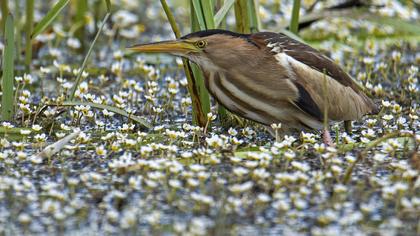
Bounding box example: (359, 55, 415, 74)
(195, 40, 207, 48)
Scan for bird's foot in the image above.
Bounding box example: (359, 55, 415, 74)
(322, 129, 336, 147)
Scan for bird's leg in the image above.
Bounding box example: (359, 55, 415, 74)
(322, 128, 335, 146)
(265, 126, 276, 137)
(344, 120, 352, 134)
(266, 125, 285, 142)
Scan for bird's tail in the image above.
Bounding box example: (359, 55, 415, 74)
(363, 94, 380, 115)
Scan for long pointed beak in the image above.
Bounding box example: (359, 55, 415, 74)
(127, 40, 197, 55)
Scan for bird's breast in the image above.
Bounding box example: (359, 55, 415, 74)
(204, 71, 304, 128)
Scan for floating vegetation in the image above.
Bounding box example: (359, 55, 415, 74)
(0, 0, 419, 235)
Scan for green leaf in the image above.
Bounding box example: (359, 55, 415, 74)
(279, 28, 307, 43)
(234, 150, 261, 158)
(0, 127, 34, 134)
(158, 0, 208, 126)
(1, 13, 15, 121)
(31, 0, 70, 38)
(53, 101, 152, 129)
(234, 0, 250, 33)
(191, 0, 207, 30)
(201, 0, 215, 29)
(190, 64, 211, 116)
(0, 127, 35, 141)
(246, 0, 259, 33)
(214, 0, 235, 28)
(0, 0, 9, 33)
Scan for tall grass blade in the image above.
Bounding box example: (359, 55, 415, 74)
(1, 14, 15, 121)
(159, 0, 208, 126)
(290, 0, 301, 34)
(14, 0, 22, 64)
(201, 0, 228, 119)
(190, 0, 212, 119)
(191, 0, 207, 29)
(279, 29, 306, 43)
(31, 0, 70, 38)
(247, 0, 259, 32)
(51, 101, 152, 128)
(0, 0, 8, 34)
(160, 0, 182, 37)
(234, 0, 251, 33)
(69, 13, 110, 100)
(200, 0, 215, 29)
(189, 64, 211, 125)
(25, 0, 34, 72)
(214, 0, 235, 28)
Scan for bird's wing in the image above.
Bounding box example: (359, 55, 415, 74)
(255, 32, 358, 90)
(250, 32, 378, 122)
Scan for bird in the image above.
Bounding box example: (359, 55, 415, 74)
(128, 29, 378, 145)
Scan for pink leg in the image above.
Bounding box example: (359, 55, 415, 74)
(322, 129, 335, 146)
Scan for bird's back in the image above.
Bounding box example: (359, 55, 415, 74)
(250, 32, 379, 121)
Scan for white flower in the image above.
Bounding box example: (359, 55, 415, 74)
(284, 150, 296, 160)
(207, 112, 217, 121)
(67, 37, 81, 49)
(20, 129, 31, 135)
(168, 179, 182, 189)
(271, 123, 282, 129)
(229, 181, 253, 194)
(361, 128, 376, 138)
(181, 151, 193, 158)
(112, 10, 138, 27)
(256, 193, 271, 203)
(291, 161, 310, 172)
(381, 100, 391, 108)
(228, 127, 237, 136)
(233, 167, 249, 177)
(206, 135, 223, 148)
(96, 146, 107, 156)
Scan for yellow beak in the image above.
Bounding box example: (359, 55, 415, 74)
(127, 40, 197, 55)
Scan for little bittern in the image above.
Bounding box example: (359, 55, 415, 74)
(129, 30, 378, 144)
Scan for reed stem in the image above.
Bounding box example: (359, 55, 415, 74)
(290, 0, 301, 34)
(0, 0, 8, 34)
(234, 0, 251, 33)
(160, 0, 208, 126)
(1, 14, 15, 121)
(25, 0, 34, 72)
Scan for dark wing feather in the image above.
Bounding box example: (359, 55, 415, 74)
(253, 32, 357, 90)
(293, 82, 323, 121)
(250, 32, 379, 115)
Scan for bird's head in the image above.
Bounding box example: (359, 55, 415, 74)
(128, 30, 256, 71)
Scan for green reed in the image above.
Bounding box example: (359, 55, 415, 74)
(159, 0, 260, 126)
(158, 0, 207, 127)
(1, 14, 15, 121)
(25, 0, 34, 72)
(290, 0, 301, 34)
(234, 0, 259, 33)
(0, 0, 9, 34)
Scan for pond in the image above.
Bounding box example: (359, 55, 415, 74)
(0, 0, 419, 235)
